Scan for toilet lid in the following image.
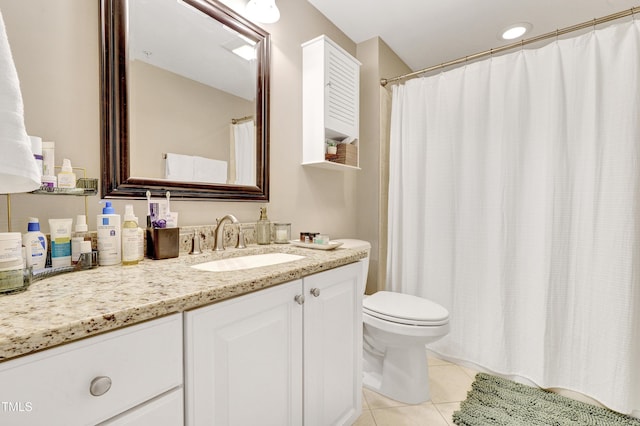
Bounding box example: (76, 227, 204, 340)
(363, 291, 449, 326)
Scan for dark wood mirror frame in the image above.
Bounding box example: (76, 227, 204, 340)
(99, 0, 270, 200)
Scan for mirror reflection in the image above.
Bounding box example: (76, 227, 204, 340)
(100, 0, 270, 200)
(129, 0, 256, 185)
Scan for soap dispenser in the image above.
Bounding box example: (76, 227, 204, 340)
(256, 207, 271, 245)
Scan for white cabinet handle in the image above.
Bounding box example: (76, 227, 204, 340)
(294, 294, 305, 305)
(90, 376, 112, 396)
(310, 288, 321, 297)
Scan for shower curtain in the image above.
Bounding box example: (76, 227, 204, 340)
(387, 20, 640, 415)
(232, 120, 255, 185)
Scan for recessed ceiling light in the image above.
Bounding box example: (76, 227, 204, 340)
(499, 22, 532, 40)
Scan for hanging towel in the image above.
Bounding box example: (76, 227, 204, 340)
(0, 10, 40, 194)
(193, 156, 227, 184)
(164, 152, 194, 182)
(165, 152, 227, 184)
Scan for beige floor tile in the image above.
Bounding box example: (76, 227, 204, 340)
(371, 403, 450, 426)
(459, 365, 478, 380)
(353, 409, 377, 426)
(361, 390, 369, 410)
(427, 352, 452, 366)
(434, 402, 461, 426)
(363, 387, 408, 409)
(428, 364, 474, 404)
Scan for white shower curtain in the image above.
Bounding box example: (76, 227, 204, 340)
(232, 121, 256, 185)
(387, 20, 640, 415)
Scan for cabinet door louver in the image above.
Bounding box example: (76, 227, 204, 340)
(326, 46, 358, 132)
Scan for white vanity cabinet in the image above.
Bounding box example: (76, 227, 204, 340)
(302, 35, 361, 170)
(0, 313, 183, 426)
(184, 262, 363, 426)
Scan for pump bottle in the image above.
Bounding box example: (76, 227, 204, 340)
(122, 204, 139, 265)
(22, 217, 47, 270)
(256, 207, 271, 245)
(97, 201, 121, 266)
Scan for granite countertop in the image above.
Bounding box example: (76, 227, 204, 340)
(0, 244, 366, 362)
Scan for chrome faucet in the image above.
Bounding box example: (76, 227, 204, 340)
(213, 214, 245, 251)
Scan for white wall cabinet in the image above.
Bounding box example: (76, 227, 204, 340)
(0, 313, 183, 426)
(184, 262, 363, 426)
(302, 35, 361, 170)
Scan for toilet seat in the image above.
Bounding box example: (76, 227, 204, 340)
(363, 291, 449, 326)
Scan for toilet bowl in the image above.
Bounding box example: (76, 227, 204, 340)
(334, 239, 450, 405)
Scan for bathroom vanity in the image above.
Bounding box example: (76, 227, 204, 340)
(0, 245, 366, 425)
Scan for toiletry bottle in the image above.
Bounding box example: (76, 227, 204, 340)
(256, 207, 271, 245)
(97, 201, 121, 266)
(57, 158, 76, 189)
(49, 218, 73, 268)
(41, 141, 55, 178)
(122, 204, 139, 265)
(22, 218, 47, 270)
(71, 215, 88, 264)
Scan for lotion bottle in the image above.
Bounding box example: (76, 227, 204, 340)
(122, 204, 139, 265)
(22, 217, 47, 270)
(256, 207, 271, 245)
(97, 201, 121, 266)
(57, 158, 76, 189)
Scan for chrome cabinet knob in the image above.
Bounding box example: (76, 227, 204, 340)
(294, 294, 305, 305)
(89, 376, 112, 396)
(310, 288, 321, 297)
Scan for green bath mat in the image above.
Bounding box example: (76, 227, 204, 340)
(453, 373, 640, 426)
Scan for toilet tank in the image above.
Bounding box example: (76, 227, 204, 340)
(333, 239, 370, 294)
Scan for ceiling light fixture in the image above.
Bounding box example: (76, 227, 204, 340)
(499, 22, 532, 40)
(245, 0, 280, 24)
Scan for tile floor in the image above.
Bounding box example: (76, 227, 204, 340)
(354, 353, 478, 426)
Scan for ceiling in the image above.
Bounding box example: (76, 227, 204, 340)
(308, 0, 640, 74)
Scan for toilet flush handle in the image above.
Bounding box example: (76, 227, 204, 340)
(310, 288, 320, 297)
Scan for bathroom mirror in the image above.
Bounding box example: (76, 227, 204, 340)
(100, 0, 270, 200)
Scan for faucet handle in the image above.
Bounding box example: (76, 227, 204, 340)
(236, 226, 246, 249)
(190, 232, 202, 255)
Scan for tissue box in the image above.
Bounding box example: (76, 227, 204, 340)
(147, 227, 179, 260)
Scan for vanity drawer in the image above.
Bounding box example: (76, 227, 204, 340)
(0, 313, 183, 425)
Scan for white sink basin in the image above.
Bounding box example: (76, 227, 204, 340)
(191, 252, 305, 272)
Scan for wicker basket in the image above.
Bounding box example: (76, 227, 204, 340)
(331, 144, 357, 167)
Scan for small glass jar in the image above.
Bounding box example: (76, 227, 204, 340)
(274, 223, 291, 244)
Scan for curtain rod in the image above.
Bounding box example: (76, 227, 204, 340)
(231, 115, 254, 124)
(381, 6, 639, 86)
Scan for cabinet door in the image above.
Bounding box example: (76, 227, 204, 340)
(184, 280, 303, 426)
(324, 41, 360, 139)
(303, 262, 363, 426)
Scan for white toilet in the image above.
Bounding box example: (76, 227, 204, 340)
(334, 239, 450, 405)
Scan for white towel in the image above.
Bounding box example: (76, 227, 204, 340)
(165, 153, 227, 184)
(164, 152, 195, 182)
(193, 156, 227, 184)
(0, 10, 40, 194)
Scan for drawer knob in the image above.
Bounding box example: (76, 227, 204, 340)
(90, 376, 112, 396)
(310, 288, 321, 297)
(294, 294, 305, 305)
